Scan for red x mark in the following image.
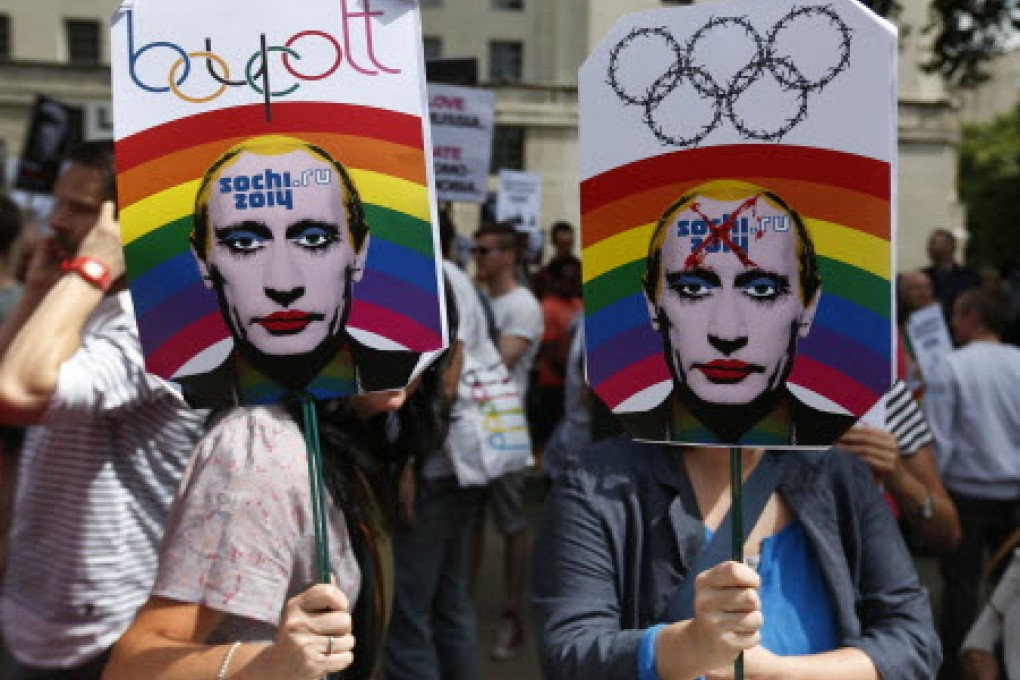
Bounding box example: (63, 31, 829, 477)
(683, 194, 762, 270)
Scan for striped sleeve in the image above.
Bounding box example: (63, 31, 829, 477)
(43, 292, 169, 425)
(885, 379, 933, 456)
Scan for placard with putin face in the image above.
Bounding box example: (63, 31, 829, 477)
(110, 0, 446, 407)
(579, 0, 896, 448)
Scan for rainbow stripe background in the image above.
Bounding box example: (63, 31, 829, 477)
(582, 144, 892, 417)
(117, 101, 442, 381)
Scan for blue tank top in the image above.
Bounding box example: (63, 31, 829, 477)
(638, 518, 841, 680)
(717, 517, 840, 655)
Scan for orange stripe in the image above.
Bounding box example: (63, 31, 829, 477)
(119, 133, 426, 208)
(581, 177, 889, 248)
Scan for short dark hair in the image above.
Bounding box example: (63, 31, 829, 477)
(956, 288, 1009, 335)
(0, 194, 23, 255)
(66, 141, 117, 204)
(474, 221, 521, 263)
(546, 255, 579, 281)
(191, 136, 368, 261)
(551, 221, 574, 239)
(929, 228, 957, 247)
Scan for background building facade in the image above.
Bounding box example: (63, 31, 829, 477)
(0, 0, 975, 270)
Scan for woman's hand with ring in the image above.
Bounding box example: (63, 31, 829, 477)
(255, 582, 355, 679)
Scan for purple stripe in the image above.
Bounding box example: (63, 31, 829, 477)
(586, 324, 664, 386)
(129, 251, 201, 317)
(799, 325, 889, 395)
(137, 282, 220, 354)
(355, 270, 442, 333)
(585, 293, 653, 352)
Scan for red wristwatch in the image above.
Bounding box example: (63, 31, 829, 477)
(61, 257, 113, 292)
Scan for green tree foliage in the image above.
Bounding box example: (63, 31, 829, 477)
(959, 104, 1020, 268)
(926, 0, 1019, 87)
(860, 0, 1017, 88)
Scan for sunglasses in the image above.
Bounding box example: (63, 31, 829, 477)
(471, 245, 506, 256)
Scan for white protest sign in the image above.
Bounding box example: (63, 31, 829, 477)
(497, 170, 542, 228)
(580, 0, 897, 448)
(905, 303, 954, 381)
(497, 169, 543, 262)
(110, 0, 446, 407)
(428, 84, 494, 203)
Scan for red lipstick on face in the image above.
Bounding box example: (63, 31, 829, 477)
(254, 310, 323, 335)
(694, 360, 762, 384)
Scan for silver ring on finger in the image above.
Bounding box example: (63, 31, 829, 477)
(326, 635, 335, 656)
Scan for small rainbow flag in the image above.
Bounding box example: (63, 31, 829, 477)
(582, 144, 892, 417)
(117, 101, 442, 380)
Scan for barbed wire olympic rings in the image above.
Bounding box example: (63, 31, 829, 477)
(606, 5, 853, 147)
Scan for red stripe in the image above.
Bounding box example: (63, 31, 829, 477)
(789, 356, 880, 415)
(581, 145, 889, 214)
(146, 312, 231, 379)
(349, 300, 443, 352)
(116, 102, 424, 173)
(593, 354, 671, 410)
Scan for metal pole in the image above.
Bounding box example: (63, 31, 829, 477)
(299, 395, 340, 680)
(730, 446, 745, 680)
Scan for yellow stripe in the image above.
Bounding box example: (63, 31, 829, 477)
(121, 181, 198, 245)
(583, 222, 654, 283)
(121, 171, 429, 246)
(807, 219, 891, 279)
(349, 169, 430, 222)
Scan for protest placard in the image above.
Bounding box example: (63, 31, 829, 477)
(580, 0, 896, 447)
(428, 83, 494, 203)
(497, 169, 543, 263)
(110, 0, 445, 407)
(905, 303, 954, 381)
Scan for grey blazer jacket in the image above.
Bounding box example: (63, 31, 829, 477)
(531, 435, 941, 680)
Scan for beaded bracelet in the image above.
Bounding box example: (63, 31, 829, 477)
(217, 641, 243, 680)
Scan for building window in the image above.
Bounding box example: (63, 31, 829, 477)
(488, 40, 523, 83)
(493, 0, 524, 9)
(0, 15, 10, 61)
(491, 125, 525, 171)
(66, 19, 100, 65)
(423, 36, 442, 61)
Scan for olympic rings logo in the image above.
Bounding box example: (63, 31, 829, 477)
(606, 5, 852, 147)
(124, 1, 399, 119)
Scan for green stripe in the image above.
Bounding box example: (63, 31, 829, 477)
(584, 260, 645, 315)
(124, 216, 193, 279)
(363, 204, 435, 257)
(817, 256, 891, 319)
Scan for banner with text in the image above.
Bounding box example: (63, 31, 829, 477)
(428, 83, 494, 203)
(111, 0, 446, 407)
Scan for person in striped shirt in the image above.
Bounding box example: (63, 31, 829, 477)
(837, 378, 961, 554)
(0, 142, 206, 680)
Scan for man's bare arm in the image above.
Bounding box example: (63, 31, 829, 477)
(499, 335, 531, 372)
(0, 203, 125, 425)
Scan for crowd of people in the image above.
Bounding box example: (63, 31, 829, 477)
(0, 142, 1015, 680)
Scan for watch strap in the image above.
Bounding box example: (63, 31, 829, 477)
(61, 256, 113, 292)
(918, 491, 935, 520)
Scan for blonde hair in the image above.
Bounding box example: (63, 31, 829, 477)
(191, 135, 368, 259)
(642, 179, 820, 304)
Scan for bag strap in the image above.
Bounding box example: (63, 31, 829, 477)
(474, 286, 500, 345)
(663, 452, 785, 622)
